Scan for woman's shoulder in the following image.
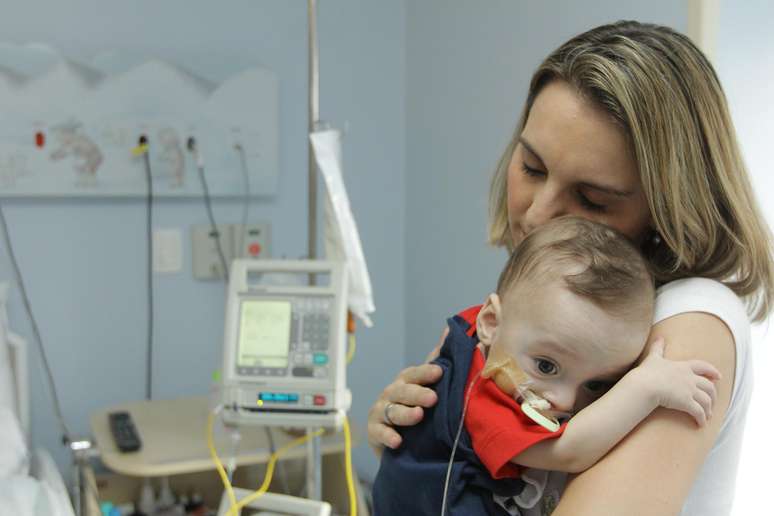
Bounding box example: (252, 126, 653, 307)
(654, 277, 752, 408)
(654, 277, 750, 340)
(651, 283, 754, 514)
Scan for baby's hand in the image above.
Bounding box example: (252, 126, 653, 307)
(634, 338, 721, 427)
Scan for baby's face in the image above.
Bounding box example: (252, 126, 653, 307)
(487, 282, 650, 418)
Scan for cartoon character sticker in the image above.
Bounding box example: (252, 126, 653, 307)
(0, 152, 28, 188)
(157, 127, 185, 188)
(49, 119, 103, 186)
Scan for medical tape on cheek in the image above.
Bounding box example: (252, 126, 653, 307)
(481, 352, 561, 433)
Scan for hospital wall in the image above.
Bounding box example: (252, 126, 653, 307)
(403, 1, 687, 364)
(0, 1, 406, 481)
(714, 1, 774, 513)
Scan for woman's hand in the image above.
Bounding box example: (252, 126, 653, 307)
(367, 328, 449, 455)
(367, 362, 443, 454)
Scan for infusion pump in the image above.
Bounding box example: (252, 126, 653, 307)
(220, 259, 351, 428)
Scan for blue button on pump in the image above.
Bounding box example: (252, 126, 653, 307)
(313, 353, 329, 365)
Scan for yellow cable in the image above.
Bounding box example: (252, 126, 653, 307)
(228, 428, 326, 515)
(207, 411, 238, 511)
(346, 333, 357, 364)
(343, 416, 357, 516)
(209, 412, 358, 516)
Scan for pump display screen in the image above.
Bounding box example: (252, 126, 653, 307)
(237, 299, 292, 368)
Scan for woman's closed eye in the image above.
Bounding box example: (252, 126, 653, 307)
(577, 192, 607, 213)
(522, 163, 546, 179)
(522, 163, 608, 212)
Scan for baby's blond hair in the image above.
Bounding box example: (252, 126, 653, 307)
(497, 217, 654, 320)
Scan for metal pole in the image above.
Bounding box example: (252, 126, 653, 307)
(308, 0, 319, 274)
(307, 0, 323, 502)
(72, 459, 82, 516)
(306, 427, 323, 501)
(69, 439, 98, 516)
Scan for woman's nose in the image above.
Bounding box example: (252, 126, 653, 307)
(522, 185, 566, 233)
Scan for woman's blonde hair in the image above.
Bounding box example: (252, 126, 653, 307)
(488, 20, 774, 321)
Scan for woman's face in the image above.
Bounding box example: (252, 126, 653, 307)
(507, 81, 651, 247)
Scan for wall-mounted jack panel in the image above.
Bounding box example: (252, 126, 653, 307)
(192, 222, 271, 280)
(192, 224, 234, 280)
(233, 222, 271, 260)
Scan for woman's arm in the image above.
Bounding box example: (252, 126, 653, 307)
(551, 311, 736, 516)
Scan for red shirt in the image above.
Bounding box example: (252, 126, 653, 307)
(459, 305, 566, 478)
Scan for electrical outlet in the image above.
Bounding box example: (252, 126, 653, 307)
(192, 224, 234, 280)
(233, 222, 271, 259)
(153, 229, 182, 273)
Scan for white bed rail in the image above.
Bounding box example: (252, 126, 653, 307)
(7, 330, 30, 443)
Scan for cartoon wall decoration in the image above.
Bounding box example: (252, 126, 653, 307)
(0, 44, 278, 197)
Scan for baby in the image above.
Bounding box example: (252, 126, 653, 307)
(372, 216, 719, 516)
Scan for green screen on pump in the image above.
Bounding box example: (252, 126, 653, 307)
(237, 300, 292, 368)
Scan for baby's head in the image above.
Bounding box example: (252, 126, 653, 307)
(476, 216, 655, 416)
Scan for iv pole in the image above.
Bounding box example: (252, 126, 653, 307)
(306, 0, 323, 502)
(308, 0, 319, 268)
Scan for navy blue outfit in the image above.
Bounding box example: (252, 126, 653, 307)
(372, 316, 524, 516)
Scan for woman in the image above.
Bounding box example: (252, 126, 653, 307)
(368, 21, 773, 515)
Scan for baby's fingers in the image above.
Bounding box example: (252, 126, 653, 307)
(696, 376, 717, 407)
(687, 400, 708, 427)
(689, 359, 721, 381)
(693, 389, 713, 423)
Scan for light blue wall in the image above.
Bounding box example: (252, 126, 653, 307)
(714, 2, 774, 514)
(0, 0, 405, 481)
(715, 0, 774, 221)
(403, 0, 688, 367)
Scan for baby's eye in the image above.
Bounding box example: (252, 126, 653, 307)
(535, 358, 557, 375)
(584, 380, 613, 394)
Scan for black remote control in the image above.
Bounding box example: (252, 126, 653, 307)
(108, 411, 142, 452)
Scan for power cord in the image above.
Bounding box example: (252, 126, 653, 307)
(207, 408, 357, 516)
(0, 201, 72, 443)
(187, 137, 230, 282)
(235, 143, 250, 257)
(264, 426, 292, 495)
(441, 371, 481, 516)
(135, 135, 155, 401)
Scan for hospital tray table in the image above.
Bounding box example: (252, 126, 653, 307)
(89, 395, 369, 514)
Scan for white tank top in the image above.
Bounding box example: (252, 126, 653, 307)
(654, 278, 752, 516)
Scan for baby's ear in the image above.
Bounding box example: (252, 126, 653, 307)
(476, 293, 501, 347)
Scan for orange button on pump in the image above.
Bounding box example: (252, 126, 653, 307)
(313, 395, 326, 406)
(248, 243, 261, 257)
